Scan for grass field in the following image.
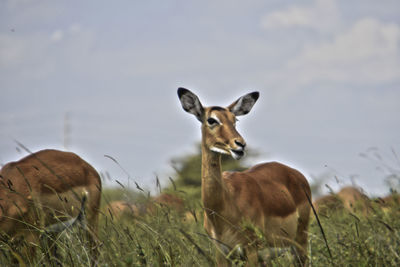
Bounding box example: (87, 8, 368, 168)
(1, 186, 399, 267)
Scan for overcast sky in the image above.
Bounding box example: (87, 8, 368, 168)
(1, 0, 399, 196)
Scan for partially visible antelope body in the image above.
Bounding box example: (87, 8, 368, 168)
(178, 88, 311, 266)
(0, 149, 101, 265)
(313, 186, 371, 216)
(106, 193, 184, 219)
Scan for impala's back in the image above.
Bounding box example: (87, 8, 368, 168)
(0, 149, 101, 254)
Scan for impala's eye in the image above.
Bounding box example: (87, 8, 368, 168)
(207, 118, 219, 126)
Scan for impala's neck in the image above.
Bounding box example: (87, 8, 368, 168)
(201, 141, 224, 212)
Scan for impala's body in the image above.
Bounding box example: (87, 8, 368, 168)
(178, 88, 311, 266)
(106, 193, 184, 219)
(0, 149, 101, 264)
(212, 163, 310, 245)
(336, 186, 370, 215)
(149, 193, 184, 214)
(106, 200, 140, 219)
(313, 187, 371, 216)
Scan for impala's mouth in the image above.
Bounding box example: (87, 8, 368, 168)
(230, 149, 245, 160)
(211, 146, 245, 160)
(210, 146, 230, 155)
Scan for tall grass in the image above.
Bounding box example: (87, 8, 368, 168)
(1, 185, 400, 266)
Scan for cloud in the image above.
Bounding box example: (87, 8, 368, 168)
(50, 24, 82, 43)
(286, 18, 400, 85)
(260, 0, 339, 32)
(51, 30, 64, 42)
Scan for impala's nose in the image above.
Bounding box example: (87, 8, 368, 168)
(234, 140, 246, 150)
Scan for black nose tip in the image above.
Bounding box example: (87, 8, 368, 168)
(235, 140, 246, 148)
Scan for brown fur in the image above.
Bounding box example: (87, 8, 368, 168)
(313, 186, 371, 216)
(203, 153, 311, 266)
(106, 201, 140, 219)
(178, 88, 311, 266)
(105, 193, 184, 219)
(0, 149, 101, 264)
(151, 193, 184, 212)
(337, 187, 371, 215)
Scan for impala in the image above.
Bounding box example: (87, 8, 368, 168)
(106, 193, 184, 219)
(336, 186, 370, 215)
(0, 149, 101, 265)
(105, 193, 184, 221)
(313, 187, 371, 216)
(106, 200, 140, 219)
(177, 88, 311, 266)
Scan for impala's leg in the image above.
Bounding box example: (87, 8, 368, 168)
(8, 203, 41, 265)
(293, 202, 311, 266)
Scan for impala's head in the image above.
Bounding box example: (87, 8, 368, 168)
(177, 87, 259, 160)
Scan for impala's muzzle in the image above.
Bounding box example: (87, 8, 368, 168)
(210, 142, 246, 160)
(230, 139, 246, 160)
(230, 148, 245, 160)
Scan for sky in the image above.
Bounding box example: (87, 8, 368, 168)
(1, 0, 399, 197)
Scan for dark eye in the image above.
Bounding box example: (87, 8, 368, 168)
(207, 118, 218, 125)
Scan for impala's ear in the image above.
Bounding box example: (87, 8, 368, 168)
(177, 87, 204, 122)
(228, 91, 259, 116)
